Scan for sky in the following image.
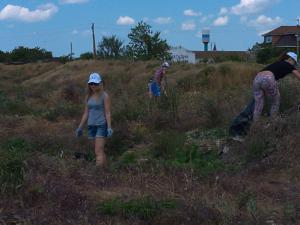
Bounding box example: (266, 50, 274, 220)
(0, 0, 299, 57)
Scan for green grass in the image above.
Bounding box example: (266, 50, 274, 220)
(97, 197, 177, 220)
(0, 138, 35, 193)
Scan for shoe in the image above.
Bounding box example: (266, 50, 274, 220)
(231, 135, 245, 142)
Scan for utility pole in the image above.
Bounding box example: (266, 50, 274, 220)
(297, 18, 300, 59)
(91, 23, 97, 60)
(70, 42, 73, 61)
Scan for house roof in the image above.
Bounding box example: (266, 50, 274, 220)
(274, 35, 298, 47)
(263, 26, 300, 36)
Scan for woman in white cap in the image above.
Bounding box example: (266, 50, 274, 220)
(76, 72, 113, 167)
(253, 51, 300, 121)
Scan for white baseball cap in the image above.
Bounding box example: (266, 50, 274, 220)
(287, 52, 298, 63)
(88, 72, 102, 84)
(162, 62, 170, 68)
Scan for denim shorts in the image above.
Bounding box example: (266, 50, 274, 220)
(87, 124, 107, 139)
(150, 81, 161, 97)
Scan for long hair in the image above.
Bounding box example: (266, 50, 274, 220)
(277, 51, 290, 62)
(86, 83, 104, 102)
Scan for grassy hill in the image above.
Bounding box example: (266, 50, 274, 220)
(1, 60, 300, 224)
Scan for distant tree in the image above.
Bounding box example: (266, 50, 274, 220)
(10, 46, 52, 62)
(250, 42, 292, 64)
(57, 55, 69, 64)
(127, 21, 171, 60)
(97, 35, 124, 59)
(0, 50, 9, 63)
(80, 52, 94, 60)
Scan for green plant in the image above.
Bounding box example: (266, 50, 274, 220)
(283, 202, 297, 223)
(153, 131, 224, 176)
(97, 197, 177, 220)
(42, 103, 80, 121)
(198, 94, 224, 128)
(279, 78, 300, 112)
(0, 138, 33, 193)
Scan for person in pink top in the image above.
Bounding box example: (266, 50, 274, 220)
(149, 62, 170, 97)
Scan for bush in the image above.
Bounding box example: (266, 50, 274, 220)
(0, 90, 34, 115)
(0, 138, 34, 193)
(10, 46, 52, 63)
(152, 131, 224, 176)
(198, 94, 225, 128)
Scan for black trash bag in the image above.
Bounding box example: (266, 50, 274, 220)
(229, 98, 255, 137)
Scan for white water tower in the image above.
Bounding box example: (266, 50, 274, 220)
(202, 29, 210, 51)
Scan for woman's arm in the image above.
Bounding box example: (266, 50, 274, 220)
(292, 69, 300, 80)
(104, 93, 112, 128)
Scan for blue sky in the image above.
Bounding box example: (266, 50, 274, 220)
(0, 0, 299, 57)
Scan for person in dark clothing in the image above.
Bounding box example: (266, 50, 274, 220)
(230, 51, 300, 142)
(229, 98, 255, 140)
(253, 51, 300, 121)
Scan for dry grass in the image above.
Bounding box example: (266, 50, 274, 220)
(1, 60, 300, 224)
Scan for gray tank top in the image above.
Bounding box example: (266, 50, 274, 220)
(87, 92, 107, 126)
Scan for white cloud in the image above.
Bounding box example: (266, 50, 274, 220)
(248, 15, 282, 28)
(242, 15, 282, 35)
(72, 29, 79, 35)
(240, 16, 248, 23)
(116, 16, 135, 25)
(231, 0, 276, 15)
(213, 16, 229, 26)
(153, 17, 172, 24)
(181, 21, 196, 30)
(184, 9, 202, 17)
(219, 7, 228, 15)
(163, 30, 169, 34)
(196, 31, 202, 37)
(82, 29, 92, 36)
(0, 4, 58, 22)
(7, 24, 15, 28)
(142, 17, 149, 22)
(60, 0, 88, 4)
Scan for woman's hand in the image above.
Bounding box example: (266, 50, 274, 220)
(75, 127, 83, 137)
(107, 128, 113, 137)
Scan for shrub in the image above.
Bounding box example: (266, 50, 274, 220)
(152, 131, 224, 176)
(198, 94, 225, 128)
(0, 138, 34, 193)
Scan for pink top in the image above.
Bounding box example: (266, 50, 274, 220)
(153, 67, 165, 85)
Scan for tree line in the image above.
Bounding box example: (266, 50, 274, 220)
(0, 21, 291, 64)
(0, 21, 171, 63)
(81, 21, 171, 61)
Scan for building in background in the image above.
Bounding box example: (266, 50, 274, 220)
(169, 46, 196, 64)
(262, 26, 300, 48)
(193, 51, 251, 63)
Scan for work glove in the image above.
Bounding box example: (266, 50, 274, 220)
(107, 128, 113, 138)
(75, 127, 83, 137)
